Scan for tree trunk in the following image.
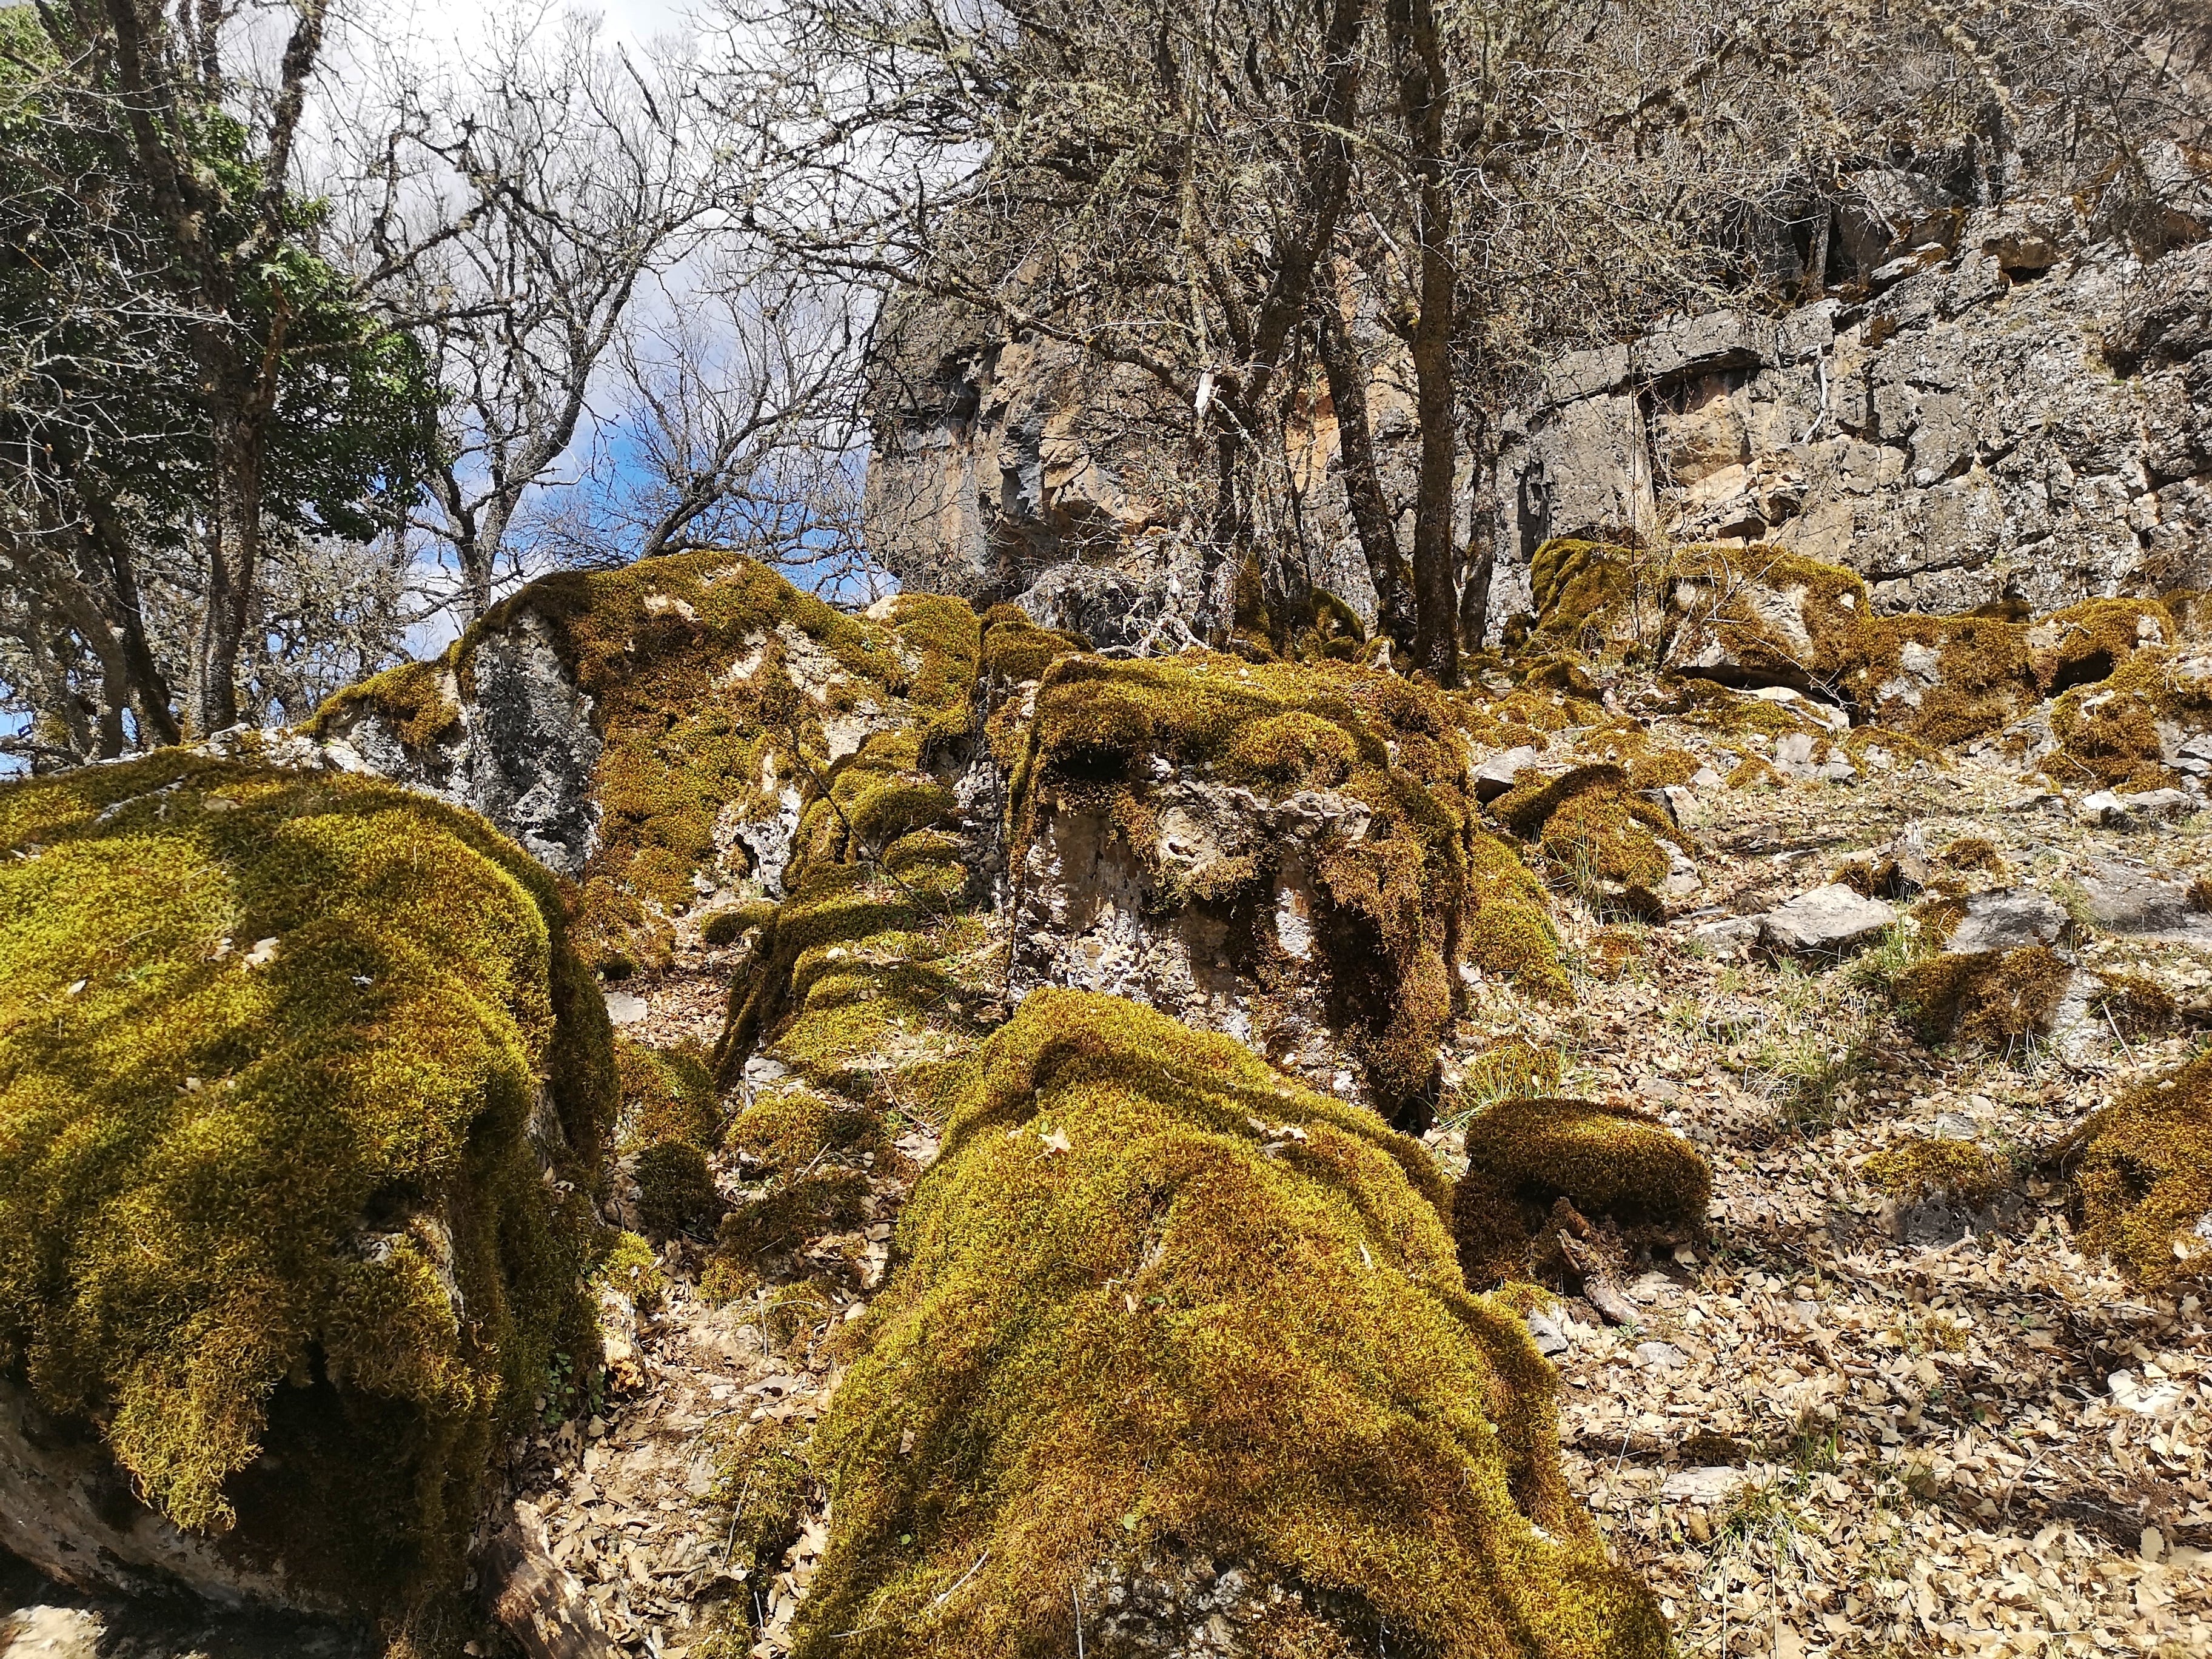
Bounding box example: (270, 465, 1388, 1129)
(1458, 407, 1496, 651)
(1314, 269, 1414, 655)
(1392, 0, 1458, 687)
(81, 491, 181, 745)
(193, 407, 265, 734)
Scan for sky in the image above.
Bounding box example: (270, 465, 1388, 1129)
(413, 0, 699, 52)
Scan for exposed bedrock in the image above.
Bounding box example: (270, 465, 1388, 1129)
(866, 175, 2212, 638)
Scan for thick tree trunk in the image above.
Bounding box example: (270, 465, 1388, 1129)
(192, 409, 266, 734)
(1392, 0, 1458, 687)
(1315, 270, 1415, 655)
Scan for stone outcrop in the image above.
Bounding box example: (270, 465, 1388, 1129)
(0, 756, 614, 1620)
(866, 173, 2212, 641)
(1497, 215, 2212, 620)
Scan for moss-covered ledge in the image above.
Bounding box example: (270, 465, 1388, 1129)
(794, 989, 1667, 1659)
(0, 754, 614, 1620)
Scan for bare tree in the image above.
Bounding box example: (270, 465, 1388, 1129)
(340, 11, 729, 618)
(528, 257, 883, 596)
(712, 0, 1381, 631)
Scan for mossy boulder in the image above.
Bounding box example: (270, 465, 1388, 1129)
(2057, 1049, 2212, 1281)
(1865, 1138, 2010, 1210)
(1009, 651, 1493, 1111)
(1492, 763, 1686, 899)
(0, 754, 613, 1615)
(1533, 539, 2181, 752)
(315, 551, 982, 976)
(796, 990, 1666, 1659)
(1456, 1098, 1711, 1242)
(2048, 644, 2212, 790)
(1892, 945, 2076, 1045)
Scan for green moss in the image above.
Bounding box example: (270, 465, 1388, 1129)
(977, 603, 1086, 684)
(636, 1142, 722, 1239)
(702, 897, 779, 947)
(2092, 973, 2180, 1040)
(616, 1036, 720, 1151)
(794, 990, 1665, 1659)
(0, 753, 612, 1610)
(324, 552, 980, 974)
(1457, 1097, 1711, 1237)
(708, 1413, 816, 1575)
(1892, 946, 2074, 1045)
(1940, 836, 2006, 876)
(310, 658, 460, 749)
(595, 1229, 668, 1318)
(1224, 710, 1358, 789)
(1465, 834, 1571, 1001)
(2059, 1048, 2212, 1281)
(2049, 645, 2212, 789)
(1864, 1138, 2009, 1209)
(1530, 538, 1636, 642)
(1492, 763, 1684, 893)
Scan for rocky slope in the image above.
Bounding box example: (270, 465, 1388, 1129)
(5, 544, 2212, 1659)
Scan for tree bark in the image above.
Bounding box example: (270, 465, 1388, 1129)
(1313, 269, 1413, 655)
(1390, 0, 1459, 686)
(1201, 0, 1370, 632)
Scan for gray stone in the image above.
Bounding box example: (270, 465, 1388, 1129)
(1944, 887, 2070, 954)
(1879, 1190, 2007, 1246)
(1012, 561, 1201, 655)
(1633, 1341, 1689, 1371)
(2079, 857, 2212, 943)
(1525, 1306, 1571, 1358)
(1760, 883, 1897, 956)
(2079, 789, 2133, 826)
(602, 990, 650, 1026)
(1472, 745, 1541, 801)
(1690, 915, 1763, 959)
(2116, 788, 2195, 819)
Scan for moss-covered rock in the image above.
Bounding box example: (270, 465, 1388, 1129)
(2048, 644, 2212, 789)
(315, 551, 982, 976)
(796, 990, 1666, 1659)
(0, 754, 613, 1615)
(1491, 763, 1686, 900)
(1892, 945, 2076, 1045)
(1007, 651, 1496, 1111)
(1532, 539, 2182, 752)
(1865, 1138, 2010, 1210)
(1457, 1098, 1711, 1239)
(2057, 1048, 2212, 1281)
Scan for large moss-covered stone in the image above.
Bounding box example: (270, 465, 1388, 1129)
(0, 755, 614, 1617)
(796, 990, 1667, 1659)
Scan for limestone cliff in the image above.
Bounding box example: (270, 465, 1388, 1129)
(865, 175, 2212, 639)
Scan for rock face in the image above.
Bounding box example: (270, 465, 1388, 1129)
(867, 183, 2212, 639)
(318, 612, 603, 876)
(1493, 226, 2212, 619)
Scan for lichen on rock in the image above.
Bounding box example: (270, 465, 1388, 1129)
(0, 753, 614, 1616)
